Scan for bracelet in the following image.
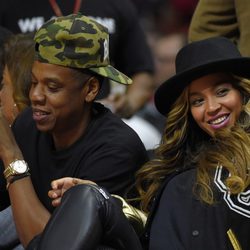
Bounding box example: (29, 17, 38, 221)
(6, 172, 31, 190)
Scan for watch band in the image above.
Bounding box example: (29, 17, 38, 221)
(4, 166, 16, 179)
(6, 172, 31, 190)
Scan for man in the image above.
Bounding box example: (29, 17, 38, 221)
(0, 0, 155, 118)
(0, 13, 148, 248)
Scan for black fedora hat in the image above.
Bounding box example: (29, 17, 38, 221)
(155, 36, 250, 116)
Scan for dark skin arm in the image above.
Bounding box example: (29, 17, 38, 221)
(0, 112, 50, 247)
(102, 72, 155, 118)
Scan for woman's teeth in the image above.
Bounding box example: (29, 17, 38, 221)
(209, 115, 228, 125)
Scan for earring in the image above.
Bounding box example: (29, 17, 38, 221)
(11, 103, 18, 124)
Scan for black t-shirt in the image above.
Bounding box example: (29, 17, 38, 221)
(0, 103, 148, 212)
(0, 0, 154, 77)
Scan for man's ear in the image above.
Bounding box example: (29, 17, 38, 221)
(82, 77, 100, 103)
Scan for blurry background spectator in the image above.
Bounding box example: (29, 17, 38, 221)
(131, 0, 198, 36)
(188, 0, 250, 56)
(124, 33, 187, 153)
(0, 0, 155, 119)
(137, 32, 187, 137)
(152, 33, 187, 86)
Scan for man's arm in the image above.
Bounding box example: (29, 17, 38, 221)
(0, 113, 50, 247)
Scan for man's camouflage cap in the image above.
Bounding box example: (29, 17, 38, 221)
(34, 13, 132, 85)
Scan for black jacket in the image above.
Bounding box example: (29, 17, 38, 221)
(143, 168, 250, 250)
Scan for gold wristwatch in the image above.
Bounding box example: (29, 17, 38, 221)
(4, 160, 29, 179)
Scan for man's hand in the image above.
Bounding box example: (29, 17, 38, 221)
(48, 177, 96, 207)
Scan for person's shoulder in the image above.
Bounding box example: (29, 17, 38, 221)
(84, 0, 136, 14)
(91, 103, 146, 147)
(143, 168, 196, 239)
(166, 168, 196, 192)
(156, 168, 196, 202)
(100, 0, 138, 19)
(102, 0, 136, 10)
(168, 168, 196, 185)
(92, 103, 137, 133)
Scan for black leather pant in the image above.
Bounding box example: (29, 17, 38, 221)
(26, 184, 142, 250)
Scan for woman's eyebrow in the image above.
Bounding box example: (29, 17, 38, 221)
(189, 91, 200, 97)
(189, 79, 232, 96)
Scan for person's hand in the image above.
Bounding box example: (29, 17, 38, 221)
(99, 93, 136, 118)
(48, 177, 96, 207)
(0, 111, 23, 165)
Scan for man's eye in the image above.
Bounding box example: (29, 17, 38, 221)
(31, 80, 38, 86)
(47, 84, 60, 92)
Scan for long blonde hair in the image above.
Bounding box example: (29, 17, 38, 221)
(135, 88, 190, 213)
(136, 75, 250, 213)
(195, 76, 250, 204)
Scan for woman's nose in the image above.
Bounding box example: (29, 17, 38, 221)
(206, 97, 221, 114)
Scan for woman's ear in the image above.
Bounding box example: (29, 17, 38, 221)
(82, 77, 100, 103)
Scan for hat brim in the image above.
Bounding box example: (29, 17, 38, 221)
(155, 57, 250, 116)
(89, 65, 132, 85)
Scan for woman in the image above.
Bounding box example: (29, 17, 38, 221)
(27, 36, 250, 249)
(136, 36, 250, 249)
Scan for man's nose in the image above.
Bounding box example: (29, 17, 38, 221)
(29, 83, 45, 104)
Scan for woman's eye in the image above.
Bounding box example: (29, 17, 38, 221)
(190, 98, 203, 107)
(217, 88, 229, 96)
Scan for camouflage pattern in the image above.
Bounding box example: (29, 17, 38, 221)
(34, 13, 132, 85)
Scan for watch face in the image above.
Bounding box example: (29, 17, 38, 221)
(12, 160, 28, 174)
